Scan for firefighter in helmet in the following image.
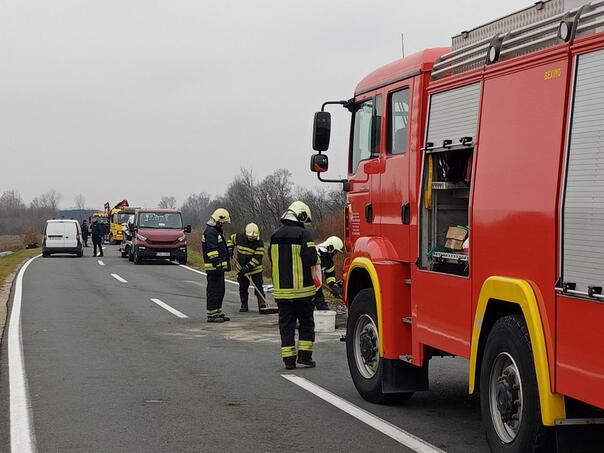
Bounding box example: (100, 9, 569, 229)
(270, 201, 319, 369)
(313, 236, 344, 310)
(231, 222, 267, 313)
(202, 208, 231, 323)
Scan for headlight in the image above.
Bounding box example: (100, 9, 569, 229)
(178, 234, 186, 242)
(137, 233, 148, 241)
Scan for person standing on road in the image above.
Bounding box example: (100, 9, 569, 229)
(90, 216, 105, 257)
(270, 201, 319, 370)
(230, 223, 267, 313)
(81, 219, 89, 247)
(312, 236, 344, 310)
(202, 208, 232, 323)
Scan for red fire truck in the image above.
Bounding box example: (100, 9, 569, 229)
(311, 1, 604, 451)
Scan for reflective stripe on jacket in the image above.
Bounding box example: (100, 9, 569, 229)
(318, 249, 336, 285)
(269, 220, 318, 300)
(202, 223, 231, 271)
(230, 232, 264, 275)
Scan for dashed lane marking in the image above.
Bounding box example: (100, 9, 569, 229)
(98, 260, 105, 266)
(8, 255, 39, 453)
(282, 375, 446, 453)
(111, 273, 128, 283)
(150, 298, 189, 318)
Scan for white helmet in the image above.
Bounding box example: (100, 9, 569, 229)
(245, 222, 259, 239)
(211, 208, 231, 224)
(284, 201, 312, 224)
(319, 236, 344, 253)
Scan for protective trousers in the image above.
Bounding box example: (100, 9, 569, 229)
(206, 270, 225, 316)
(237, 272, 265, 308)
(92, 239, 103, 257)
(276, 297, 315, 366)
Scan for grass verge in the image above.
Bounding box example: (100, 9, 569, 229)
(0, 248, 42, 284)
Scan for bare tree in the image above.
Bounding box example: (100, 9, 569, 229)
(36, 189, 62, 211)
(180, 192, 211, 227)
(74, 194, 86, 221)
(158, 196, 177, 209)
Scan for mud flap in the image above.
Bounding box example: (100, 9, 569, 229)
(381, 358, 429, 394)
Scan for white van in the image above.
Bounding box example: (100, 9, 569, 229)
(42, 220, 83, 257)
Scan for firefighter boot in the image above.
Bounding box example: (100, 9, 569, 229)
(218, 312, 230, 322)
(284, 357, 296, 370)
(207, 314, 225, 323)
(239, 293, 249, 312)
(297, 351, 316, 368)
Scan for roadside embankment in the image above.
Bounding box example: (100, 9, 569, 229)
(0, 248, 41, 341)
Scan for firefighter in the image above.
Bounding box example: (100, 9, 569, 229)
(90, 216, 105, 257)
(202, 208, 231, 323)
(230, 223, 267, 313)
(270, 201, 319, 369)
(313, 236, 344, 310)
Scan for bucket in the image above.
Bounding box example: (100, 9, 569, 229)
(314, 310, 336, 333)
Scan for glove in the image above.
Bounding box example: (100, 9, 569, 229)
(329, 282, 343, 299)
(238, 265, 251, 277)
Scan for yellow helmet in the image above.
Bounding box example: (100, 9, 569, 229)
(211, 208, 231, 223)
(320, 236, 344, 253)
(245, 222, 259, 239)
(286, 201, 312, 224)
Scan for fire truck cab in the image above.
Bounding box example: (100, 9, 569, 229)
(311, 1, 604, 451)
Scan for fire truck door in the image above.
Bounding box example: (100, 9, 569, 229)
(557, 48, 604, 409)
(348, 95, 382, 239)
(380, 85, 412, 261)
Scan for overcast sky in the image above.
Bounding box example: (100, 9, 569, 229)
(0, 0, 529, 209)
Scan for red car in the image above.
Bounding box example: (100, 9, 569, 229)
(129, 209, 190, 265)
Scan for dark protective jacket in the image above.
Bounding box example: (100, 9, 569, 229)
(230, 232, 264, 275)
(202, 222, 231, 271)
(269, 220, 318, 300)
(81, 223, 89, 238)
(318, 249, 337, 285)
(91, 221, 105, 241)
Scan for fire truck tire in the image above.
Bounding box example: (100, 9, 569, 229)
(480, 315, 554, 453)
(346, 288, 413, 405)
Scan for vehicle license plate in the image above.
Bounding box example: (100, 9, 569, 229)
(156, 252, 170, 257)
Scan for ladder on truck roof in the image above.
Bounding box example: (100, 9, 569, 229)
(432, 0, 604, 80)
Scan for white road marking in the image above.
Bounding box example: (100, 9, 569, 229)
(183, 280, 204, 287)
(179, 264, 239, 286)
(8, 255, 39, 453)
(150, 298, 189, 318)
(111, 273, 128, 283)
(282, 375, 446, 453)
(98, 260, 105, 266)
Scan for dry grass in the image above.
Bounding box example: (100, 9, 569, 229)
(0, 235, 24, 252)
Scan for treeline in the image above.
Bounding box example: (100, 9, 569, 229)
(175, 168, 346, 239)
(0, 190, 62, 235)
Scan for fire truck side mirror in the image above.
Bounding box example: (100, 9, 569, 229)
(313, 111, 331, 151)
(310, 153, 329, 173)
(185, 224, 192, 233)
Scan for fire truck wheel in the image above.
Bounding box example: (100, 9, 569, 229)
(346, 288, 413, 404)
(480, 315, 554, 453)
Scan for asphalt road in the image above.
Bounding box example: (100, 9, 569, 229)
(0, 245, 488, 452)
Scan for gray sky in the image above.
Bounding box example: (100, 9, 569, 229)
(0, 0, 529, 209)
